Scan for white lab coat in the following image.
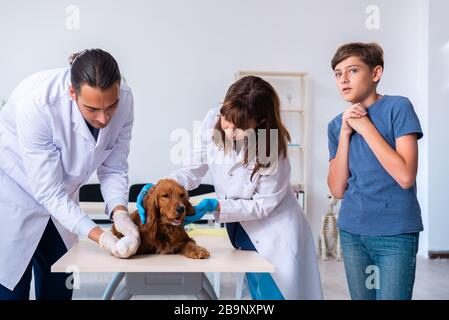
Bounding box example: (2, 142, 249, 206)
(168, 108, 323, 299)
(0, 68, 133, 290)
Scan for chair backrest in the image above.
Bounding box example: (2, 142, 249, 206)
(79, 184, 104, 202)
(188, 184, 215, 197)
(128, 183, 215, 202)
(129, 184, 147, 202)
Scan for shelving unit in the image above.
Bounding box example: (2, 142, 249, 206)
(235, 71, 308, 213)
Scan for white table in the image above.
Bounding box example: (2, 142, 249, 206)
(52, 235, 274, 299)
(78, 192, 224, 297)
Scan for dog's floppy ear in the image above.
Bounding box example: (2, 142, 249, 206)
(185, 197, 195, 217)
(140, 186, 159, 239)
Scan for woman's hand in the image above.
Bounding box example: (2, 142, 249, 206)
(184, 198, 219, 225)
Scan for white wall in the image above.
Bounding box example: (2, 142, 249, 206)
(427, 0, 449, 252)
(415, 0, 430, 257)
(0, 0, 438, 249)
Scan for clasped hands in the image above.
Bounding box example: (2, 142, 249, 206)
(341, 102, 374, 136)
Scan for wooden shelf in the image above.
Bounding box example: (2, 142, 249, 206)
(288, 144, 303, 150)
(236, 70, 307, 78)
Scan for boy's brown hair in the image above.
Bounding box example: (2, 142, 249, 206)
(331, 42, 384, 70)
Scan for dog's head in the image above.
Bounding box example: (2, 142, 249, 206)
(142, 179, 195, 230)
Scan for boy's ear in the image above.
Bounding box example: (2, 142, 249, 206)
(372, 65, 383, 83)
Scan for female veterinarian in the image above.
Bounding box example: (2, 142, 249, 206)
(167, 76, 323, 299)
(0, 49, 141, 299)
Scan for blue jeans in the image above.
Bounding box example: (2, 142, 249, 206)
(339, 229, 419, 300)
(0, 219, 73, 300)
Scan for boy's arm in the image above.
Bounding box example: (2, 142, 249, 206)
(348, 116, 418, 189)
(328, 130, 351, 199)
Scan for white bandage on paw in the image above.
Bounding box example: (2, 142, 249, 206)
(116, 236, 133, 256)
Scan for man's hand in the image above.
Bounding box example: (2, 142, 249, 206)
(97, 230, 132, 258)
(341, 103, 367, 135)
(98, 230, 119, 255)
(112, 209, 140, 256)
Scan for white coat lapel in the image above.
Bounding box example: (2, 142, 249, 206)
(70, 100, 95, 144)
(227, 143, 278, 177)
(228, 143, 257, 174)
(95, 124, 111, 149)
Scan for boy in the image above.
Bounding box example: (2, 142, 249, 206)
(327, 42, 423, 300)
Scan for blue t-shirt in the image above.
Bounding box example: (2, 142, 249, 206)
(327, 95, 423, 236)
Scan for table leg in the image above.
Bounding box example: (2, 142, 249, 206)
(198, 273, 218, 300)
(114, 285, 133, 300)
(103, 272, 219, 300)
(102, 272, 126, 300)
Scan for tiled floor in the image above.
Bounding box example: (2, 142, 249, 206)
(318, 257, 449, 300)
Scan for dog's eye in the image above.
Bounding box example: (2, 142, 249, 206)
(180, 193, 186, 198)
(162, 194, 169, 198)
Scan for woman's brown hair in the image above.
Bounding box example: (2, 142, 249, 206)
(214, 76, 291, 179)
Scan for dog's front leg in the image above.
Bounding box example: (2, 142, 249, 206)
(181, 240, 210, 259)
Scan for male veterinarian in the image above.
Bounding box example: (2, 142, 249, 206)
(0, 49, 140, 300)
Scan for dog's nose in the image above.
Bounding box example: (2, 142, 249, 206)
(176, 205, 185, 215)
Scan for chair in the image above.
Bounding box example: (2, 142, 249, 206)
(79, 183, 104, 202)
(128, 184, 145, 202)
(79, 184, 109, 224)
(187, 184, 215, 197)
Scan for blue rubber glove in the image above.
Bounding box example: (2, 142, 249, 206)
(184, 198, 219, 226)
(136, 183, 154, 224)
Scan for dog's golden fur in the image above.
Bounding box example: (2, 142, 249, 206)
(112, 179, 210, 259)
